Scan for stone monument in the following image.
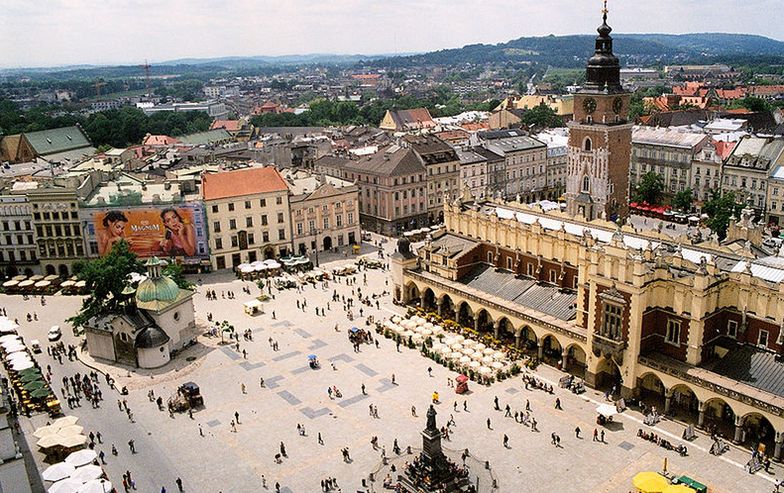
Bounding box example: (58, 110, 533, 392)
(398, 405, 474, 492)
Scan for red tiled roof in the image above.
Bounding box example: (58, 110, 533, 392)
(460, 122, 490, 132)
(713, 140, 737, 160)
(143, 134, 180, 146)
(351, 74, 381, 80)
(750, 85, 784, 96)
(260, 101, 280, 109)
(210, 120, 242, 132)
(201, 167, 289, 201)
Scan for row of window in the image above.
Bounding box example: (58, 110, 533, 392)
(1, 220, 32, 232)
(33, 211, 78, 221)
(38, 240, 84, 259)
(1, 234, 34, 246)
(0, 249, 35, 263)
(36, 224, 80, 238)
(293, 202, 347, 217)
(213, 228, 287, 251)
(210, 196, 284, 214)
(213, 212, 285, 233)
(294, 213, 354, 236)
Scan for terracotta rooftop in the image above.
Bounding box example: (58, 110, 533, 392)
(210, 120, 242, 132)
(201, 167, 289, 201)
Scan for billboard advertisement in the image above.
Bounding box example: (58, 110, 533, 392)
(87, 203, 208, 259)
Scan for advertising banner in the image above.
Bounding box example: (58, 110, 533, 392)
(92, 204, 206, 258)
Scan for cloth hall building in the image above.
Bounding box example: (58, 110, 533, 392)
(392, 8, 784, 461)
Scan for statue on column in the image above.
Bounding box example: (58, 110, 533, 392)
(426, 405, 437, 432)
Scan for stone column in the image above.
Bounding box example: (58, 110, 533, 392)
(775, 432, 784, 462)
(493, 321, 501, 339)
(697, 401, 705, 429)
(474, 318, 480, 332)
(537, 339, 544, 360)
(437, 299, 444, 317)
(561, 348, 569, 371)
(733, 415, 744, 444)
(514, 333, 521, 349)
(420, 294, 426, 308)
(664, 389, 673, 415)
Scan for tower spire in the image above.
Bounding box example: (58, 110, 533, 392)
(602, 0, 608, 22)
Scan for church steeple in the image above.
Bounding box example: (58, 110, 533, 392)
(584, 0, 622, 93)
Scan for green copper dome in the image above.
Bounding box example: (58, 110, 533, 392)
(135, 257, 180, 304)
(136, 276, 180, 303)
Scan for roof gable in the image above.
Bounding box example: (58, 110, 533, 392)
(24, 126, 91, 156)
(202, 166, 289, 201)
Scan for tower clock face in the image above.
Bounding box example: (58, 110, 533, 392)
(583, 97, 597, 114)
(613, 97, 624, 114)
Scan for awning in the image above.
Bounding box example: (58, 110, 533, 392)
(596, 403, 618, 418)
(243, 299, 264, 309)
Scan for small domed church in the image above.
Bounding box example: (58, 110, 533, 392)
(84, 257, 197, 369)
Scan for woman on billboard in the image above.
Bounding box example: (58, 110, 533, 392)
(159, 208, 197, 257)
(98, 211, 130, 255)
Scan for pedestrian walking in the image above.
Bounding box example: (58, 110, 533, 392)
(593, 428, 598, 442)
(555, 398, 562, 410)
(487, 418, 492, 430)
(503, 434, 509, 448)
(198, 424, 204, 437)
(318, 432, 324, 445)
(494, 396, 500, 411)
(128, 440, 135, 454)
(235, 411, 240, 424)
(411, 405, 417, 417)
(575, 426, 581, 438)
(175, 477, 183, 492)
(361, 383, 366, 395)
(280, 441, 287, 457)
(600, 430, 605, 443)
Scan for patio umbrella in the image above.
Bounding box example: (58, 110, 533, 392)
(18, 280, 34, 287)
(44, 274, 59, 281)
(662, 486, 695, 493)
(43, 462, 76, 482)
(59, 434, 88, 449)
(34, 425, 60, 439)
(29, 275, 44, 281)
(479, 366, 493, 374)
(19, 367, 42, 378)
(482, 347, 495, 356)
(52, 416, 79, 428)
(65, 449, 97, 467)
(12, 275, 27, 281)
(74, 281, 86, 288)
(11, 360, 34, 371)
(30, 388, 51, 399)
(0, 334, 20, 344)
(35, 280, 51, 288)
(2, 280, 19, 287)
(23, 380, 46, 391)
(468, 361, 481, 369)
(491, 361, 504, 370)
(20, 371, 43, 382)
(448, 352, 463, 360)
(6, 350, 32, 360)
(57, 425, 84, 437)
(459, 356, 471, 364)
(632, 472, 668, 493)
(471, 352, 484, 361)
(391, 316, 402, 324)
(474, 343, 486, 351)
(37, 435, 63, 449)
(48, 478, 83, 493)
(71, 465, 103, 483)
(77, 479, 113, 493)
(60, 280, 75, 288)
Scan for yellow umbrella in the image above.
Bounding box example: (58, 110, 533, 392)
(663, 485, 695, 493)
(633, 471, 669, 493)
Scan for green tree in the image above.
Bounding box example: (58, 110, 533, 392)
(521, 103, 564, 129)
(162, 262, 193, 290)
(671, 188, 694, 212)
(634, 171, 664, 204)
(633, 172, 665, 205)
(739, 96, 772, 113)
(68, 241, 145, 329)
(702, 190, 743, 240)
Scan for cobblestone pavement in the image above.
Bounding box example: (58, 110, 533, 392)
(4, 240, 777, 493)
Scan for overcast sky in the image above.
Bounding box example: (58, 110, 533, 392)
(2, 0, 782, 68)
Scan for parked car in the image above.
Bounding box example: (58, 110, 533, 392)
(47, 326, 62, 342)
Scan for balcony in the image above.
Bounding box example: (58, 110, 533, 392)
(591, 333, 627, 363)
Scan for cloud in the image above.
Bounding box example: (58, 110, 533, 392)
(1, 0, 782, 67)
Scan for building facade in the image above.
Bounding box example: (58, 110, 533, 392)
(202, 167, 292, 270)
(565, 11, 632, 221)
(315, 146, 429, 236)
(27, 184, 85, 277)
(722, 136, 784, 213)
(0, 188, 38, 277)
(394, 194, 784, 461)
(406, 135, 461, 223)
(286, 170, 361, 257)
(630, 128, 710, 198)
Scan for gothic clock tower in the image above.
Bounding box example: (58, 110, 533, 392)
(565, 2, 631, 221)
